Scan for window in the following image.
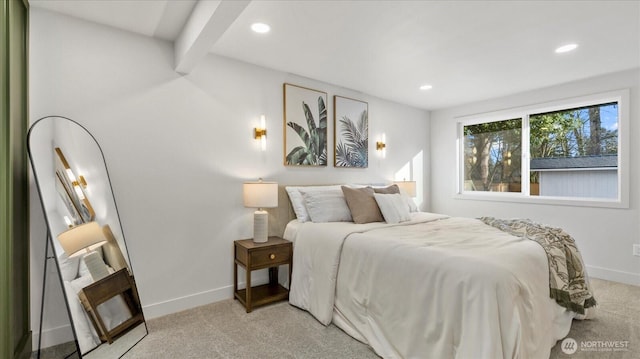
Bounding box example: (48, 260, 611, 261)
(458, 90, 628, 207)
(463, 118, 522, 193)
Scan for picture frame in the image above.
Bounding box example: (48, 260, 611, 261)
(334, 96, 368, 168)
(283, 83, 328, 166)
(54, 147, 95, 223)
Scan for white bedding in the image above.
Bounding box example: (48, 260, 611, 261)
(286, 212, 576, 359)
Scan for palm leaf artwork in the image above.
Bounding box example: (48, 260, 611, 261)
(286, 96, 327, 165)
(335, 109, 368, 167)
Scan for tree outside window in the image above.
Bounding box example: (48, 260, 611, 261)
(464, 119, 521, 192)
(462, 102, 618, 197)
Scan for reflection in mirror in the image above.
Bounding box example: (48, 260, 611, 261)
(28, 116, 147, 358)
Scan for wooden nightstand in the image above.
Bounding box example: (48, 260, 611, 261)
(234, 237, 292, 313)
(78, 268, 145, 344)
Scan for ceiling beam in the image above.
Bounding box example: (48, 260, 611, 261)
(174, 0, 250, 74)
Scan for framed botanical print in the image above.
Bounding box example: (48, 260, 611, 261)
(334, 96, 368, 168)
(283, 83, 328, 166)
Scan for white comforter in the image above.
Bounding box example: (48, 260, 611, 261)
(287, 212, 575, 359)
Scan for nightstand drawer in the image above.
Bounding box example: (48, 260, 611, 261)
(250, 245, 290, 267)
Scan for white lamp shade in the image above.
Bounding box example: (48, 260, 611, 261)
(58, 221, 108, 257)
(243, 181, 278, 208)
(394, 181, 417, 197)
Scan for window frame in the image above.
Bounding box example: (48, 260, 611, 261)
(455, 89, 629, 209)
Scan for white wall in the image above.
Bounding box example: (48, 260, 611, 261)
(430, 68, 640, 286)
(29, 8, 430, 348)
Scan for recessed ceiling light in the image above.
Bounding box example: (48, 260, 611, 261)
(419, 84, 433, 91)
(555, 43, 578, 53)
(251, 23, 270, 34)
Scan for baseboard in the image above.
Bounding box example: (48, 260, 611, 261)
(143, 267, 277, 319)
(587, 265, 640, 286)
(142, 285, 232, 319)
(31, 324, 75, 351)
(142, 277, 270, 319)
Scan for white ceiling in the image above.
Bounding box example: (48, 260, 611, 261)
(29, 0, 640, 110)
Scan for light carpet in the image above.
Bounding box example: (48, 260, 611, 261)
(34, 278, 640, 358)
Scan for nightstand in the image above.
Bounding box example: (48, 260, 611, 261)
(234, 237, 292, 313)
(78, 268, 145, 344)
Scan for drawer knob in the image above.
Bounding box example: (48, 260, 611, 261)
(269, 253, 276, 260)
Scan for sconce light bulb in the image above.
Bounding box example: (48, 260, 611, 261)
(255, 115, 267, 150)
(65, 168, 77, 183)
(73, 184, 86, 200)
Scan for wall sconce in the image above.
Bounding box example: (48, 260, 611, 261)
(63, 216, 74, 228)
(77, 175, 87, 188)
(67, 166, 88, 199)
(376, 133, 386, 158)
(254, 115, 267, 151)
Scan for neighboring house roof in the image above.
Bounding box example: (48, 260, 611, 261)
(530, 155, 618, 170)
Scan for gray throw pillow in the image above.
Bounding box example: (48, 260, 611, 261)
(373, 184, 400, 194)
(341, 186, 384, 224)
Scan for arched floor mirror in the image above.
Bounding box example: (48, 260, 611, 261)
(28, 116, 147, 358)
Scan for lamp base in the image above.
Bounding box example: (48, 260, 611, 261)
(253, 210, 268, 243)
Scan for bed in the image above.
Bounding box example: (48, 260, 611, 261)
(276, 185, 596, 359)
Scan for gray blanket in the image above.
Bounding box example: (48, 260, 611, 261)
(480, 217, 596, 314)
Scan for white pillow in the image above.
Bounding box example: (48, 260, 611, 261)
(374, 193, 412, 224)
(58, 252, 81, 281)
(403, 193, 419, 212)
(64, 278, 100, 353)
(285, 185, 342, 222)
(301, 189, 353, 223)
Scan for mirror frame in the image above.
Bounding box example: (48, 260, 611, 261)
(28, 116, 147, 358)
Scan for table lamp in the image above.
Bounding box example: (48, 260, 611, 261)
(58, 221, 108, 257)
(393, 180, 417, 197)
(243, 179, 278, 243)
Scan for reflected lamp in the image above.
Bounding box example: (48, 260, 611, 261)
(243, 179, 278, 243)
(57, 221, 108, 257)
